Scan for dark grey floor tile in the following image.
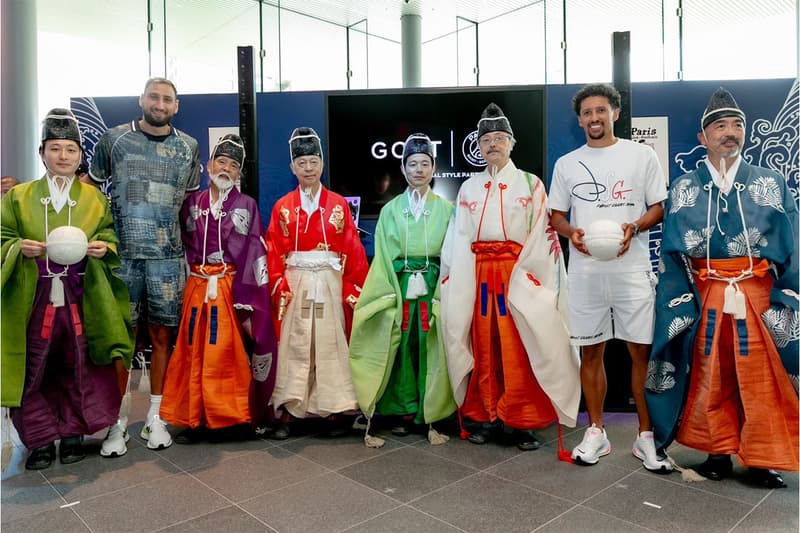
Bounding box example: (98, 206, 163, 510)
(489, 442, 633, 502)
(583, 471, 753, 532)
(0, 471, 64, 523)
(412, 433, 523, 470)
(150, 431, 274, 471)
(158, 505, 276, 532)
(343, 505, 464, 533)
(240, 472, 396, 533)
(412, 472, 573, 533)
(43, 444, 179, 502)
(338, 446, 476, 503)
(665, 446, 799, 506)
(74, 473, 230, 532)
(534, 504, 655, 533)
(1, 507, 90, 533)
(729, 504, 799, 533)
(189, 447, 328, 502)
(279, 431, 404, 470)
(758, 471, 799, 514)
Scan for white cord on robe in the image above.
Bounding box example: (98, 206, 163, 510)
(198, 189, 230, 302)
(40, 196, 75, 308)
(703, 172, 754, 320)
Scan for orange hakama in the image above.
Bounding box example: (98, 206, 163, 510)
(161, 263, 252, 429)
(678, 257, 799, 471)
(461, 241, 557, 430)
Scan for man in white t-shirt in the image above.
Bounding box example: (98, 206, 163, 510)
(549, 83, 670, 473)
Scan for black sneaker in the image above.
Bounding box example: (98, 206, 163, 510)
(514, 430, 541, 451)
(468, 428, 491, 445)
(175, 427, 207, 445)
(59, 436, 85, 465)
(25, 443, 56, 470)
(321, 416, 351, 438)
(270, 422, 291, 440)
(391, 424, 410, 437)
(694, 454, 733, 481)
(748, 468, 787, 489)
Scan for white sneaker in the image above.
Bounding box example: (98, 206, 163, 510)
(140, 415, 173, 449)
(632, 431, 673, 474)
(572, 423, 611, 465)
(100, 420, 130, 457)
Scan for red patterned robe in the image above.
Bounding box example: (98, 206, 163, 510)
(266, 187, 368, 417)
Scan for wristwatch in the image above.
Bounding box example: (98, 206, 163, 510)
(631, 222, 641, 237)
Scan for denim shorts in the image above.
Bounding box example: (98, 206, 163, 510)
(117, 257, 185, 327)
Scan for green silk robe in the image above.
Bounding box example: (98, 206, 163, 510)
(1, 177, 134, 407)
(349, 189, 456, 423)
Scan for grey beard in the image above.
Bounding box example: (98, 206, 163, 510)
(211, 174, 234, 191)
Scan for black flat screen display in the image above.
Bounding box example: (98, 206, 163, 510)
(326, 87, 546, 219)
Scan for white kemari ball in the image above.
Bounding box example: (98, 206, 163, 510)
(46, 226, 88, 265)
(583, 219, 623, 261)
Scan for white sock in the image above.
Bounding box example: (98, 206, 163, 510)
(147, 395, 162, 425)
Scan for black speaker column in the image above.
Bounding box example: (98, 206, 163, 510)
(604, 31, 638, 412)
(237, 46, 258, 198)
(612, 31, 631, 140)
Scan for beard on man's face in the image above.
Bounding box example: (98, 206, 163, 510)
(142, 110, 171, 128)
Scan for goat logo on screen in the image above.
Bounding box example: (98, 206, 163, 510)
(462, 130, 486, 167)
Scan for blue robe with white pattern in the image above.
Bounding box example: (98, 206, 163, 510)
(645, 160, 799, 450)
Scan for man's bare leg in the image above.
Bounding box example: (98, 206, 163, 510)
(141, 322, 174, 449)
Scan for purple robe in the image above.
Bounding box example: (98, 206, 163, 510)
(12, 259, 120, 449)
(179, 188, 277, 425)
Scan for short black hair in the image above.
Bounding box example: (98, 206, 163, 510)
(572, 84, 621, 116)
(143, 77, 178, 98)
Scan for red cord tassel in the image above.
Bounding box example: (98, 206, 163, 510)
(457, 408, 470, 440)
(556, 424, 574, 463)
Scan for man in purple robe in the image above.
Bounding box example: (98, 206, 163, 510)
(160, 134, 277, 441)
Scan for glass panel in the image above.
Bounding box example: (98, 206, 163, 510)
(545, 0, 566, 84)
(367, 35, 402, 89)
(279, 10, 347, 91)
(347, 20, 369, 90)
(37, 0, 149, 110)
(423, 31, 458, 88)
(682, 0, 796, 80)
(163, 0, 260, 94)
(565, 0, 664, 83)
(149, 0, 167, 78)
(478, 3, 547, 86)
(262, 3, 281, 91)
(457, 19, 478, 87)
(662, 0, 681, 81)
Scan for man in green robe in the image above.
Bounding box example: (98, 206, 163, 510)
(350, 133, 456, 447)
(1, 109, 133, 470)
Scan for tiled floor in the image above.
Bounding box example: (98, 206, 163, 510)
(2, 376, 797, 533)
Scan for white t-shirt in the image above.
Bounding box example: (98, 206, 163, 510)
(548, 138, 667, 274)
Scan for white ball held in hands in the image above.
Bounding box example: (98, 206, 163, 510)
(46, 226, 88, 265)
(583, 219, 624, 261)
